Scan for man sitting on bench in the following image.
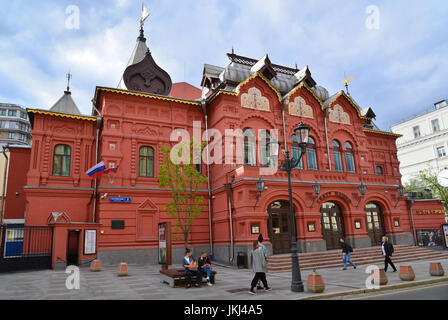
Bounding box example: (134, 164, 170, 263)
(183, 248, 202, 288)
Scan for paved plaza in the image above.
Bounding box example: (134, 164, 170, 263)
(0, 258, 447, 300)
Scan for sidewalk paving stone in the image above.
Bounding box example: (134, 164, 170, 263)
(0, 257, 446, 300)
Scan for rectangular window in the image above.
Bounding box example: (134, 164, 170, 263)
(9, 121, 17, 129)
(437, 146, 446, 158)
(292, 146, 304, 169)
(431, 119, 440, 133)
(8, 132, 15, 139)
(8, 110, 17, 117)
(333, 150, 343, 172)
(413, 126, 421, 138)
(0, 109, 6, 116)
(0, 121, 6, 128)
(20, 111, 27, 119)
(345, 152, 355, 172)
(306, 148, 318, 170)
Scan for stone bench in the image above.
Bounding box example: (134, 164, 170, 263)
(160, 268, 216, 288)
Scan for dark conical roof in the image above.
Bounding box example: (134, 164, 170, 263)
(49, 90, 81, 115)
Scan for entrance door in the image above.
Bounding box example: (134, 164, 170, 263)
(267, 201, 292, 254)
(66, 231, 79, 266)
(320, 202, 345, 250)
(365, 202, 385, 246)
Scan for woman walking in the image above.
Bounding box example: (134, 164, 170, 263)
(249, 240, 271, 295)
(340, 238, 357, 270)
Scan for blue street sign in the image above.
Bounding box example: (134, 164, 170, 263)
(109, 197, 132, 203)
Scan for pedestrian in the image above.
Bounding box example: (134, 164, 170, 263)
(198, 250, 213, 286)
(256, 234, 268, 290)
(249, 240, 271, 295)
(339, 238, 356, 270)
(381, 236, 397, 272)
(183, 248, 202, 288)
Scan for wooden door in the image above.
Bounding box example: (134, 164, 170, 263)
(267, 201, 292, 254)
(365, 203, 385, 246)
(320, 202, 345, 250)
(66, 230, 79, 266)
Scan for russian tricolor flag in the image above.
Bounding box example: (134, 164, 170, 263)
(86, 161, 107, 179)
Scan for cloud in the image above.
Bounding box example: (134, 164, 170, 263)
(0, 0, 447, 131)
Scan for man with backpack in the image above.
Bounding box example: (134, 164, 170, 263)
(340, 238, 357, 270)
(382, 236, 397, 272)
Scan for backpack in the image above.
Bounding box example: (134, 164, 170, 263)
(348, 244, 353, 253)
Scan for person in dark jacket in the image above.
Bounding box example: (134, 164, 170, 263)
(198, 250, 213, 286)
(381, 236, 397, 272)
(339, 238, 356, 270)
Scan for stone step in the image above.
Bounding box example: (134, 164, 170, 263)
(266, 247, 448, 272)
(267, 254, 448, 272)
(267, 245, 419, 260)
(267, 250, 448, 265)
(267, 253, 448, 270)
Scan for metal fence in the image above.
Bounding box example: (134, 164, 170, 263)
(0, 225, 53, 272)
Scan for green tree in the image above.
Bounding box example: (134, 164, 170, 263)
(158, 138, 208, 249)
(407, 168, 448, 215)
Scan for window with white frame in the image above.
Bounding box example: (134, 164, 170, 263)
(437, 146, 446, 158)
(431, 119, 440, 133)
(413, 126, 421, 139)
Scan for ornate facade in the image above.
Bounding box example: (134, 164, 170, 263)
(22, 24, 446, 269)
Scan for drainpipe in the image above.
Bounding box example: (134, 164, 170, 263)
(92, 106, 102, 223)
(0, 145, 9, 226)
(224, 181, 234, 265)
(201, 99, 213, 256)
(408, 198, 417, 246)
(324, 109, 332, 171)
(282, 102, 288, 152)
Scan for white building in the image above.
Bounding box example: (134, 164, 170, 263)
(391, 99, 448, 184)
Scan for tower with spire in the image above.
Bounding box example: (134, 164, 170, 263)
(49, 72, 82, 115)
(117, 5, 172, 96)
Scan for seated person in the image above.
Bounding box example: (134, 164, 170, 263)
(183, 248, 201, 288)
(198, 251, 213, 286)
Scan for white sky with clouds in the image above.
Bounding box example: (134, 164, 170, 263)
(0, 0, 447, 131)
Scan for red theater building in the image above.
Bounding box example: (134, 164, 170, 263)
(22, 24, 446, 269)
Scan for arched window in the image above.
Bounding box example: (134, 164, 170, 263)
(332, 140, 343, 172)
(375, 166, 383, 175)
(139, 146, 154, 177)
(259, 130, 272, 167)
(306, 137, 318, 170)
(243, 128, 256, 166)
(344, 142, 355, 173)
(53, 145, 71, 176)
(291, 135, 304, 169)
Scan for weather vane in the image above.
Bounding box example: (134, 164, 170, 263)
(66, 70, 72, 92)
(342, 74, 354, 95)
(140, 3, 150, 29)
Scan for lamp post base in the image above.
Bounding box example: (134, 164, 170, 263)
(291, 282, 305, 293)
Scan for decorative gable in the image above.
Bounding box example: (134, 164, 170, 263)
(241, 87, 270, 111)
(137, 198, 159, 211)
(288, 96, 314, 119)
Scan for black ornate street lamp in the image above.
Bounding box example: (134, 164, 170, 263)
(254, 178, 266, 208)
(277, 121, 310, 292)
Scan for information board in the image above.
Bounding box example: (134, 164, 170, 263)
(84, 229, 97, 254)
